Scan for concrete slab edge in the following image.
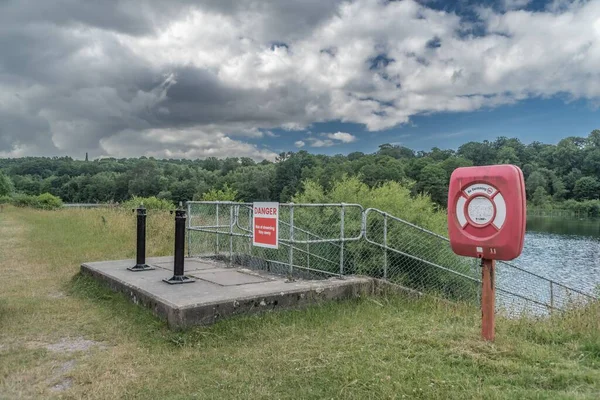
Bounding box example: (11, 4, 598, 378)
(80, 263, 375, 330)
(173, 279, 375, 329)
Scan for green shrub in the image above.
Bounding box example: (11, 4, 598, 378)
(530, 199, 600, 218)
(294, 176, 447, 234)
(11, 193, 39, 208)
(197, 185, 238, 201)
(122, 196, 175, 211)
(292, 176, 477, 302)
(9, 193, 63, 210)
(36, 193, 63, 210)
(0, 171, 13, 197)
(0, 195, 11, 204)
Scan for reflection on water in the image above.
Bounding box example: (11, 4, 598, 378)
(511, 217, 600, 296)
(527, 216, 600, 237)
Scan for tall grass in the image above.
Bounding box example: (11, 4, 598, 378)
(1, 206, 600, 399)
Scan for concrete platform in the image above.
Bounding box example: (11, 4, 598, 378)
(81, 257, 374, 329)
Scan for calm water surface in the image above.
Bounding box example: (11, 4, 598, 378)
(512, 216, 600, 295)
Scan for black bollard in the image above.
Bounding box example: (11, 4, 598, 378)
(164, 207, 194, 284)
(128, 204, 154, 272)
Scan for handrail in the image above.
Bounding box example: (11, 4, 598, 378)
(497, 259, 596, 299)
(363, 207, 599, 300)
(186, 201, 599, 311)
(190, 202, 364, 244)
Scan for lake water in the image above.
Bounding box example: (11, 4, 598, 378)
(510, 216, 600, 297)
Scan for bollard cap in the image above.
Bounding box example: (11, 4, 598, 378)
(135, 203, 147, 215)
(175, 209, 186, 218)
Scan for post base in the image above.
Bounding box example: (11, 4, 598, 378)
(163, 275, 195, 285)
(127, 264, 155, 272)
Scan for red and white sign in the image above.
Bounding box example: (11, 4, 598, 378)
(252, 202, 279, 249)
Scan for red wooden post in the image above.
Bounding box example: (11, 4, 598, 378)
(481, 258, 496, 341)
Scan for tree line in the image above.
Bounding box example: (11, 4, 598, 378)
(1, 129, 599, 208)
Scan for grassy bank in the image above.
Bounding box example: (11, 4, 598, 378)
(1, 206, 600, 399)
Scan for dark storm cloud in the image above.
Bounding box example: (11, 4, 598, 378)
(0, 0, 341, 158)
(199, 0, 340, 40)
(0, 108, 55, 153)
(156, 66, 321, 128)
(0, 0, 193, 36)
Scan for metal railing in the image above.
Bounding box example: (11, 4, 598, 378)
(187, 201, 598, 315)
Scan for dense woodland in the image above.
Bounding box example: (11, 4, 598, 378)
(1, 129, 600, 209)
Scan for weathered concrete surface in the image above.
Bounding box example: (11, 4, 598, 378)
(81, 257, 374, 329)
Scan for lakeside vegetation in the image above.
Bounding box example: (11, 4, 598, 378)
(1, 206, 600, 398)
(528, 199, 600, 218)
(1, 130, 600, 215)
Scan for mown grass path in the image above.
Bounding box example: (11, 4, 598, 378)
(1, 206, 599, 399)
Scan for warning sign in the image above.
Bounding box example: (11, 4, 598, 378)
(252, 202, 279, 249)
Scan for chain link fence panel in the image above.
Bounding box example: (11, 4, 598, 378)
(187, 201, 598, 316)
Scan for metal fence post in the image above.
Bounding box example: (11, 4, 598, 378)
(339, 204, 345, 276)
(550, 281, 554, 311)
(307, 241, 310, 271)
(229, 205, 234, 264)
(248, 206, 253, 255)
(187, 201, 191, 257)
(215, 202, 220, 255)
(289, 203, 294, 277)
(164, 207, 194, 284)
(128, 204, 154, 272)
(383, 212, 388, 280)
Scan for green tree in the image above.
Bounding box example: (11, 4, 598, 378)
(582, 149, 600, 176)
(415, 164, 448, 205)
(405, 157, 434, 181)
(553, 137, 585, 175)
(525, 171, 547, 199)
(496, 146, 520, 164)
(202, 157, 222, 171)
(2, 129, 600, 208)
(531, 187, 550, 206)
(573, 177, 600, 201)
(377, 144, 415, 159)
(227, 164, 275, 201)
(221, 157, 240, 175)
(200, 185, 238, 201)
(169, 180, 198, 203)
(127, 160, 165, 198)
(428, 147, 455, 161)
(240, 157, 255, 167)
(587, 129, 600, 148)
(563, 168, 583, 195)
(359, 156, 405, 187)
(85, 172, 119, 202)
(347, 151, 365, 161)
(0, 171, 14, 196)
(457, 141, 496, 166)
(272, 151, 315, 202)
(12, 175, 41, 195)
(440, 157, 472, 177)
(551, 178, 567, 201)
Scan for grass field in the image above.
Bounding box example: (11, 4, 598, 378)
(1, 206, 600, 399)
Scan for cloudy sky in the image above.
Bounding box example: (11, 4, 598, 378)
(1, 0, 599, 161)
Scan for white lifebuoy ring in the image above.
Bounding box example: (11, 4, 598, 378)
(456, 184, 506, 230)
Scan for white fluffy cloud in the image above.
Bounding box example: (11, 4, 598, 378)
(100, 127, 277, 160)
(1, 0, 600, 159)
(326, 132, 357, 143)
(301, 131, 357, 148)
(307, 138, 335, 148)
